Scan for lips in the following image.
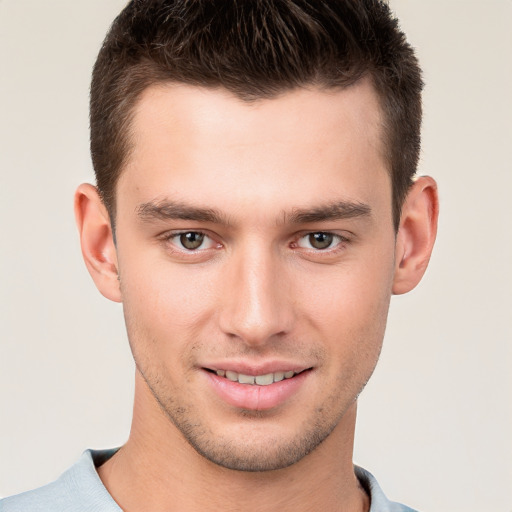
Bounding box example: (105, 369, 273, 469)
(202, 365, 312, 410)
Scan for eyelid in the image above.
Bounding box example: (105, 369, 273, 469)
(157, 229, 351, 257)
(160, 230, 221, 252)
(292, 231, 351, 252)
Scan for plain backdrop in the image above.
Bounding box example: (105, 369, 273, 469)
(1, 1, 511, 510)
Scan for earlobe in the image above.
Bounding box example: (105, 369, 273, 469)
(74, 183, 122, 303)
(392, 176, 439, 295)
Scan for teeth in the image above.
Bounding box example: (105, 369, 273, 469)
(255, 373, 274, 385)
(273, 371, 284, 382)
(238, 374, 256, 385)
(215, 370, 299, 386)
(225, 370, 238, 382)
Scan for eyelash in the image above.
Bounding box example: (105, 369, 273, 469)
(161, 230, 221, 253)
(159, 230, 351, 257)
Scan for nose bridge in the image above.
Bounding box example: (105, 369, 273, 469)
(218, 239, 291, 345)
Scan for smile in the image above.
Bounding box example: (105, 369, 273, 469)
(212, 369, 304, 386)
(203, 366, 312, 410)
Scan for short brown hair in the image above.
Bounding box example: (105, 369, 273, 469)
(90, 0, 423, 229)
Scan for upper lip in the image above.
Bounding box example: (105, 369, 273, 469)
(201, 361, 312, 375)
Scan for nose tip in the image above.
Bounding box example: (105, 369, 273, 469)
(222, 290, 287, 345)
(218, 252, 293, 346)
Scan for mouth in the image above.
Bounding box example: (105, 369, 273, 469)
(204, 368, 311, 386)
(203, 365, 312, 410)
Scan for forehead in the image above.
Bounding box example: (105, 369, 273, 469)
(117, 80, 390, 224)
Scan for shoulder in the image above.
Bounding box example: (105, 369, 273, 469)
(1, 477, 74, 512)
(0, 449, 121, 512)
(355, 466, 418, 512)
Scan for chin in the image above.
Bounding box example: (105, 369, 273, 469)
(161, 401, 343, 472)
(184, 430, 330, 472)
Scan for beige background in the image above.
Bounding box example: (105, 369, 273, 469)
(1, 1, 511, 510)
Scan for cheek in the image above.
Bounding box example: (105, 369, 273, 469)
(300, 248, 395, 361)
(120, 245, 216, 324)
(306, 251, 393, 320)
(118, 255, 218, 372)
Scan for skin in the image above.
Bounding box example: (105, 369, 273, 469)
(75, 79, 438, 512)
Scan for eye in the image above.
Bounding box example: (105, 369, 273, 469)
(167, 231, 217, 251)
(296, 232, 345, 250)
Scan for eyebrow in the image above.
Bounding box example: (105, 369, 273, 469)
(137, 200, 231, 225)
(136, 198, 371, 226)
(287, 201, 372, 224)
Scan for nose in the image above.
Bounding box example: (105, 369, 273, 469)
(218, 242, 294, 346)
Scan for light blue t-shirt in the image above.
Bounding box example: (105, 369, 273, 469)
(1, 449, 417, 511)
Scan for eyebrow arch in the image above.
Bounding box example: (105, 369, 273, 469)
(137, 200, 230, 225)
(137, 198, 371, 226)
(288, 201, 372, 224)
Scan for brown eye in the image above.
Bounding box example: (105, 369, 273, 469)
(180, 232, 205, 250)
(308, 232, 334, 250)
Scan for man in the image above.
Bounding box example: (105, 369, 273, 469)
(1, 1, 438, 511)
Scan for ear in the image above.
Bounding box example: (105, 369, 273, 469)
(393, 176, 439, 295)
(74, 183, 122, 302)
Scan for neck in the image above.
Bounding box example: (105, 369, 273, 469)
(98, 373, 369, 512)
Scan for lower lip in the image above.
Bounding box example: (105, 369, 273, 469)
(204, 370, 310, 411)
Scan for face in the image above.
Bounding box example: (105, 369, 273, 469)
(114, 81, 396, 471)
